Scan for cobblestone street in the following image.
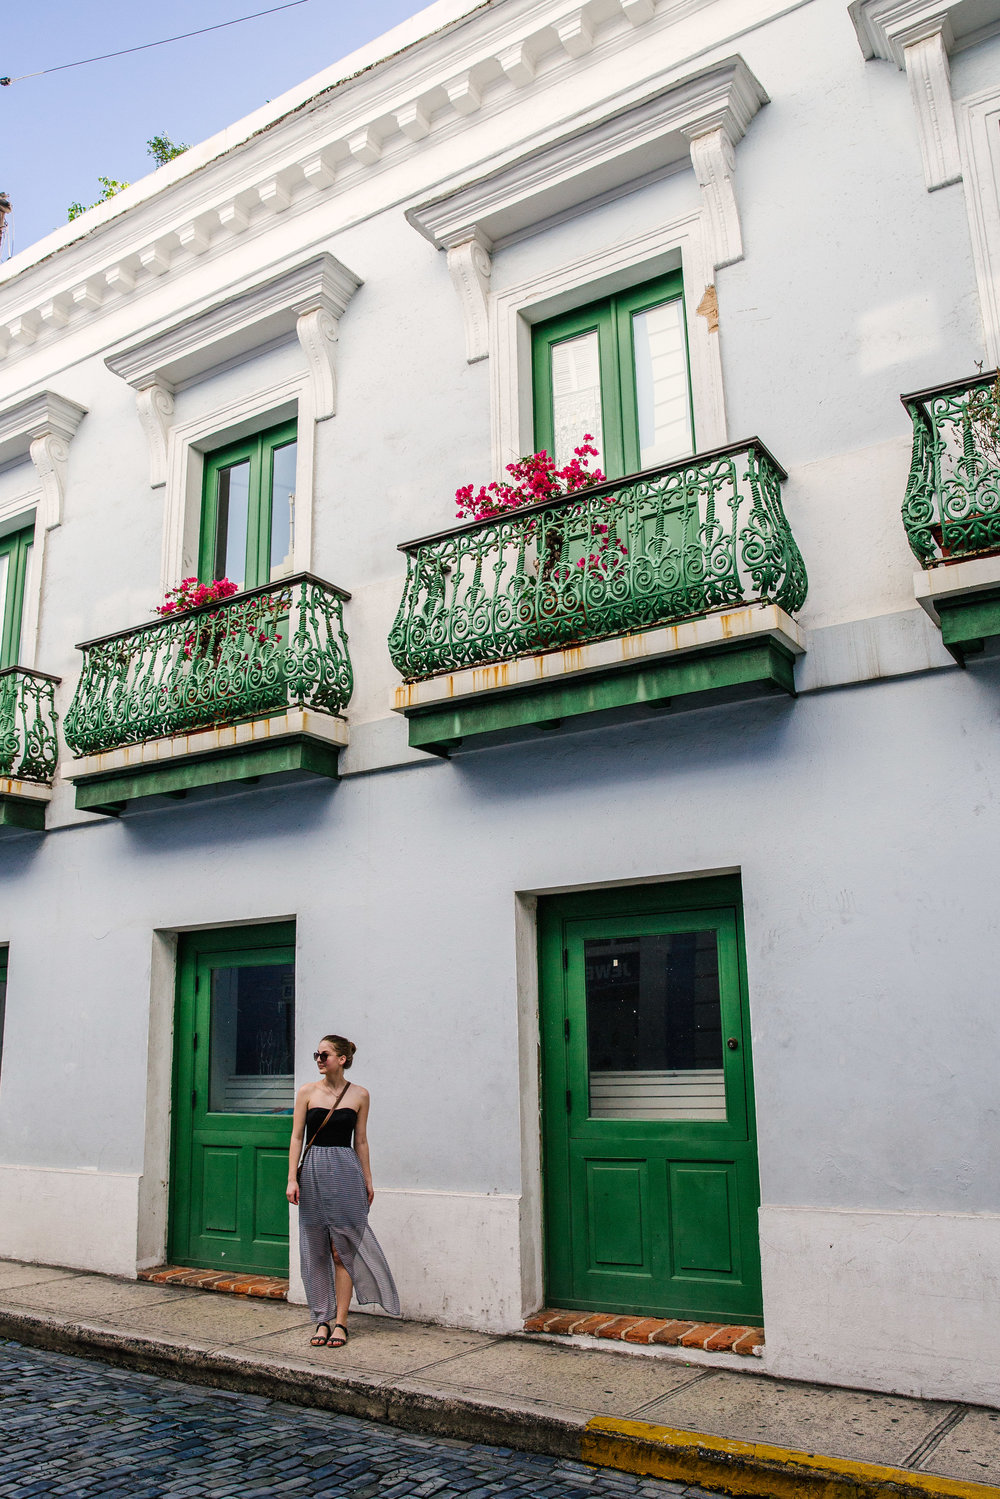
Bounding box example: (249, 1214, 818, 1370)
(0, 1340, 731, 1498)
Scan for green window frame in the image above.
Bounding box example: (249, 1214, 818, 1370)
(532, 271, 693, 481)
(198, 420, 297, 592)
(0, 524, 34, 670)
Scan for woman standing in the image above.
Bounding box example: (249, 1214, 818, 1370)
(287, 1034, 400, 1347)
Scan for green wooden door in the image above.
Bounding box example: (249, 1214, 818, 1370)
(170, 923, 296, 1275)
(539, 879, 762, 1323)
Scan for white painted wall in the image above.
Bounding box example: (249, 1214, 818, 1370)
(0, 0, 998, 1404)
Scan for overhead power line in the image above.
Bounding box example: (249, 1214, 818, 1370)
(0, 0, 316, 86)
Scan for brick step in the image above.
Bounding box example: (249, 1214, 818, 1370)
(523, 1309, 764, 1355)
(138, 1265, 288, 1299)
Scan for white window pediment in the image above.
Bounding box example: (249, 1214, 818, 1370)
(105, 251, 362, 486)
(407, 55, 767, 362)
(0, 391, 87, 530)
(850, 0, 1000, 190)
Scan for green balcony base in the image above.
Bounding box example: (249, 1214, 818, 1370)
(404, 638, 797, 756)
(935, 590, 1000, 666)
(72, 734, 343, 815)
(0, 791, 48, 834)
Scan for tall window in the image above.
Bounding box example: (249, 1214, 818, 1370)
(199, 421, 297, 592)
(532, 272, 693, 480)
(0, 525, 34, 669)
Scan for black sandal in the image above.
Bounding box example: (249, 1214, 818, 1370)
(330, 1322, 349, 1347)
(310, 1322, 331, 1346)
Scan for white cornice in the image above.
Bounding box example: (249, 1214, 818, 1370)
(105, 252, 361, 487)
(408, 55, 766, 359)
(105, 253, 361, 390)
(0, 0, 798, 378)
(0, 392, 87, 529)
(849, 0, 1000, 61)
(849, 0, 1000, 189)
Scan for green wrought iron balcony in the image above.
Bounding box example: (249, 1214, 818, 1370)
(390, 440, 807, 754)
(0, 666, 60, 832)
(903, 372, 1000, 565)
(64, 573, 353, 812)
(903, 372, 1000, 663)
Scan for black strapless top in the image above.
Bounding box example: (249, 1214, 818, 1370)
(305, 1105, 357, 1147)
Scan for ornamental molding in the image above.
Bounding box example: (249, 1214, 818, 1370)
(105, 252, 361, 487)
(848, 0, 1000, 189)
(407, 55, 767, 359)
(0, 0, 796, 376)
(0, 391, 87, 529)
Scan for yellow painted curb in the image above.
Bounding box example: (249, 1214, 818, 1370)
(581, 1417, 1000, 1499)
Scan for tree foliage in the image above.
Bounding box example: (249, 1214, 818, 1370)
(67, 133, 189, 221)
(67, 177, 130, 222)
(147, 133, 189, 168)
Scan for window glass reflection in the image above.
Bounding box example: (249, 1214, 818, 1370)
(209, 963, 294, 1114)
(550, 332, 604, 471)
(584, 932, 725, 1121)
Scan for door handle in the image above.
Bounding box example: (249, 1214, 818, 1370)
(726, 1038, 739, 1051)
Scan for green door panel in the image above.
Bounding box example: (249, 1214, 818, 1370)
(670, 1163, 737, 1276)
(201, 1149, 241, 1234)
(539, 879, 762, 1323)
(255, 1150, 294, 1240)
(586, 1160, 648, 1267)
(170, 922, 296, 1276)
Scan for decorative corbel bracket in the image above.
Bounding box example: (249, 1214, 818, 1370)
(684, 127, 742, 269)
(0, 391, 87, 529)
(134, 378, 175, 488)
(849, 0, 962, 190)
(445, 231, 493, 363)
(105, 251, 363, 473)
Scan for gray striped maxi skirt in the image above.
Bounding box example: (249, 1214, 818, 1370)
(298, 1145, 400, 1320)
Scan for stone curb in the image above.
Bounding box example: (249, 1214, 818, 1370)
(1, 1306, 993, 1499)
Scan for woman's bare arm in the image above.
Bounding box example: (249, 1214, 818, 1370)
(352, 1089, 374, 1205)
(286, 1083, 312, 1205)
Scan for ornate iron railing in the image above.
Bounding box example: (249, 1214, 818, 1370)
(64, 573, 352, 757)
(0, 667, 60, 783)
(389, 440, 806, 681)
(903, 372, 1000, 565)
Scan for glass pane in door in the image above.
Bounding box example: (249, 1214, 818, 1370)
(584, 933, 725, 1120)
(632, 300, 692, 467)
(269, 441, 297, 581)
(208, 963, 294, 1114)
(213, 460, 251, 589)
(550, 332, 604, 471)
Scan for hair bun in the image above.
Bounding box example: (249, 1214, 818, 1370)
(322, 1034, 356, 1069)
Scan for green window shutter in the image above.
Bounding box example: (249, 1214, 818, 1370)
(0, 524, 35, 670)
(532, 270, 690, 481)
(198, 420, 297, 592)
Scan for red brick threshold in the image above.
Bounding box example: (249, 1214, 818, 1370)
(138, 1265, 288, 1299)
(524, 1309, 764, 1356)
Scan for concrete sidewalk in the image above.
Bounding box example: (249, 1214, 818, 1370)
(0, 1260, 997, 1499)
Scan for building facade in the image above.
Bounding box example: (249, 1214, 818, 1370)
(0, 0, 998, 1408)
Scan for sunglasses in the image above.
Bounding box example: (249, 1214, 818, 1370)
(313, 1051, 335, 1063)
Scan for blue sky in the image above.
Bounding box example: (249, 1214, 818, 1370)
(1, 0, 428, 253)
